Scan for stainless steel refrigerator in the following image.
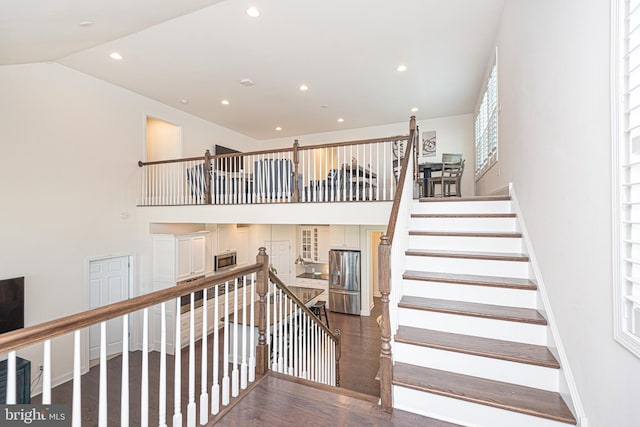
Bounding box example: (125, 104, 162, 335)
(329, 249, 361, 315)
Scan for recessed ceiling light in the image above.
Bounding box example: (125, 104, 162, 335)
(337, 118, 344, 123)
(79, 21, 94, 27)
(240, 78, 255, 86)
(246, 7, 260, 18)
(180, 99, 189, 104)
(109, 52, 123, 60)
(396, 64, 407, 72)
(299, 84, 309, 91)
(411, 107, 419, 112)
(275, 127, 282, 131)
(221, 99, 230, 105)
(321, 105, 329, 109)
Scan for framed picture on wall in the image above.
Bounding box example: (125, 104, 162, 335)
(419, 131, 437, 162)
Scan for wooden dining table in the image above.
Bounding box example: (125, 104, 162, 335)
(419, 162, 443, 197)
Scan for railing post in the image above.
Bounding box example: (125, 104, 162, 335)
(334, 329, 342, 387)
(293, 140, 300, 202)
(378, 235, 393, 413)
(204, 149, 212, 205)
(255, 247, 270, 374)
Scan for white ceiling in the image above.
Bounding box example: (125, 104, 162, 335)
(1, 0, 505, 140)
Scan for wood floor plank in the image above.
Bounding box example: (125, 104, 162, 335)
(419, 195, 511, 202)
(402, 270, 537, 290)
(395, 326, 559, 368)
(216, 374, 463, 427)
(409, 230, 522, 238)
(405, 248, 529, 262)
(398, 296, 548, 325)
(393, 363, 576, 424)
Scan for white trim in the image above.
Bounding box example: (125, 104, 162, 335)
(508, 184, 588, 427)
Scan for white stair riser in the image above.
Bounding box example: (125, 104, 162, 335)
(402, 279, 537, 308)
(412, 200, 513, 214)
(408, 235, 522, 253)
(394, 343, 559, 391)
(393, 386, 574, 427)
(410, 217, 518, 233)
(398, 308, 547, 346)
(405, 255, 529, 279)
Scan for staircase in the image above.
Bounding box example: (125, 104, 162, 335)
(391, 196, 577, 427)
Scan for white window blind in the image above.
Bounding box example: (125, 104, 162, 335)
(614, 0, 640, 358)
(475, 59, 498, 177)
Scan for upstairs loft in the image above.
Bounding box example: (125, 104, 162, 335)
(137, 133, 415, 226)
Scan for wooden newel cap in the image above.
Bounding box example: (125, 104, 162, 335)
(380, 235, 390, 245)
(258, 247, 267, 255)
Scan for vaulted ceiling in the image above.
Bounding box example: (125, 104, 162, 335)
(1, 0, 505, 140)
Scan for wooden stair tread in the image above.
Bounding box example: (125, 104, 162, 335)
(398, 296, 548, 325)
(395, 326, 559, 368)
(419, 195, 511, 202)
(409, 230, 522, 238)
(412, 213, 516, 218)
(402, 270, 537, 290)
(393, 363, 576, 424)
(406, 249, 529, 262)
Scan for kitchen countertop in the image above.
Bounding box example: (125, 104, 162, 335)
(296, 272, 329, 280)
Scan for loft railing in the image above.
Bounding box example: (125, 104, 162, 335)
(378, 116, 417, 412)
(137, 135, 409, 206)
(0, 248, 335, 426)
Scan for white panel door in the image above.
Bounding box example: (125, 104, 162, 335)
(89, 256, 130, 360)
(266, 240, 292, 285)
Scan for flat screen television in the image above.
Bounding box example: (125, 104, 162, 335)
(0, 277, 24, 334)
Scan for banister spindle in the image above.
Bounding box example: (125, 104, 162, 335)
(141, 309, 149, 427)
(159, 303, 167, 427)
(6, 351, 16, 404)
(121, 314, 130, 427)
(72, 331, 81, 427)
(173, 298, 182, 426)
(222, 281, 230, 406)
(241, 276, 248, 389)
(232, 278, 239, 397)
(249, 274, 256, 382)
(211, 285, 220, 415)
(99, 322, 107, 427)
(42, 340, 51, 404)
(187, 294, 196, 427)
(200, 288, 209, 425)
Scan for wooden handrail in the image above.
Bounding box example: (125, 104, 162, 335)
(0, 263, 263, 354)
(378, 116, 417, 413)
(138, 134, 408, 168)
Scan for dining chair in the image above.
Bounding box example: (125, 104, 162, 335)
(427, 155, 464, 197)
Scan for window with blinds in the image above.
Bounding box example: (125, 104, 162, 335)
(475, 58, 498, 178)
(614, 0, 640, 358)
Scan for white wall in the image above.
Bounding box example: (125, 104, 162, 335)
(260, 114, 475, 197)
(476, 1, 637, 425)
(0, 62, 256, 390)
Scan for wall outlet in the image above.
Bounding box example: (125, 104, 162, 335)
(496, 166, 501, 176)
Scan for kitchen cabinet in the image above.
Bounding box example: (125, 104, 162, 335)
(217, 224, 237, 253)
(299, 225, 329, 263)
(153, 232, 209, 284)
(176, 234, 206, 281)
(329, 225, 360, 249)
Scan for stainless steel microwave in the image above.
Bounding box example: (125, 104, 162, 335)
(214, 251, 237, 271)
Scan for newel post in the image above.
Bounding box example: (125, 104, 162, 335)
(204, 149, 212, 205)
(255, 247, 270, 374)
(378, 235, 393, 413)
(334, 329, 342, 387)
(293, 140, 300, 202)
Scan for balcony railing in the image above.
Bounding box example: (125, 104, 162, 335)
(138, 135, 410, 206)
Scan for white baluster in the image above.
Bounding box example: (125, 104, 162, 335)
(72, 331, 81, 427)
(173, 298, 182, 427)
(6, 351, 16, 404)
(287, 297, 293, 375)
(278, 288, 284, 373)
(282, 296, 288, 373)
(249, 275, 256, 382)
(159, 303, 167, 427)
(383, 141, 387, 199)
(187, 293, 196, 427)
(200, 288, 209, 425)
(211, 285, 220, 415)
(222, 282, 230, 406)
(293, 307, 298, 377)
(271, 284, 278, 372)
(42, 340, 51, 404)
(232, 279, 239, 397)
(141, 309, 149, 427)
(121, 314, 130, 427)
(301, 313, 307, 379)
(376, 142, 380, 201)
(241, 276, 248, 389)
(99, 322, 107, 427)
